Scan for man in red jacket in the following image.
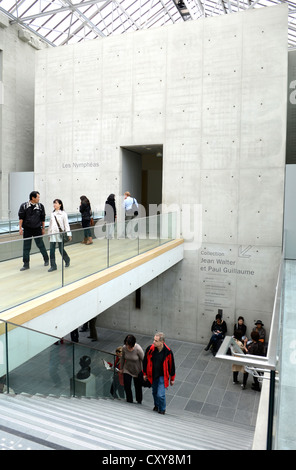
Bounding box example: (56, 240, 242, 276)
(143, 332, 175, 415)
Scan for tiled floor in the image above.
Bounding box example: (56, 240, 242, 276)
(76, 326, 260, 427)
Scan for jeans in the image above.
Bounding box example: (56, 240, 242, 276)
(152, 376, 166, 412)
(82, 220, 92, 238)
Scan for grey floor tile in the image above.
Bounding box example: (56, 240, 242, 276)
(184, 368, 203, 384)
(221, 390, 241, 409)
(175, 367, 192, 381)
(184, 399, 203, 414)
(217, 406, 235, 422)
(205, 387, 224, 406)
(191, 383, 209, 402)
(175, 381, 194, 399)
(193, 359, 209, 371)
(200, 402, 219, 418)
(198, 372, 216, 387)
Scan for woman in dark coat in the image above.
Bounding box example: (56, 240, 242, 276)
(204, 313, 227, 355)
(79, 195, 93, 245)
(104, 193, 117, 239)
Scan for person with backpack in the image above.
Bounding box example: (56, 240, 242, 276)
(123, 191, 139, 239)
(18, 191, 49, 271)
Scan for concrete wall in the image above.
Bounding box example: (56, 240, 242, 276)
(0, 17, 47, 219)
(35, 5, 288, 343)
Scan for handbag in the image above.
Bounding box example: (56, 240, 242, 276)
(54, 215, 69, 243)
(132, 199, 138, 217)
(90, 209, 94, 226)
(126, 199, 138, 217)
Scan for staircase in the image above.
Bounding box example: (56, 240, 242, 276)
(0, 393, 254, 450)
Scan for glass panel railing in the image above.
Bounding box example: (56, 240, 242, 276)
(138, 215, 160, 254)
(0, 211, 104, 234)
(0, 213, 178, 312)
(0, 320, 117, 399)
(273, 258, 296, 450)
(62, 227, 108, 286)
(0, 234, 62, 310)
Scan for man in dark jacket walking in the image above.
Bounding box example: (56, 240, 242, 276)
(18, 191, 49, 270)
(143, 332, 175, 415)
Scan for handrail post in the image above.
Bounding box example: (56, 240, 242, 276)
(62, 236, 65, 287)
(267, 369, 276, 450)
(72, 342, 75, 397)
(5, 322, 9, 393)
(107, 237, 109, 267)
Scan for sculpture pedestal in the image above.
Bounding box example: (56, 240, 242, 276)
(70, 373, 96, 397)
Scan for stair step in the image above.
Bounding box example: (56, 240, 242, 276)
(0, 393, 254, 450)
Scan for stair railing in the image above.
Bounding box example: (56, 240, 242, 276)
(0, 319, 119, 400)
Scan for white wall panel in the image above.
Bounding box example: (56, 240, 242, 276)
(35, 4, 288, 342)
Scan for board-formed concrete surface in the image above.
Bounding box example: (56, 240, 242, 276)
(34, 4, 288, 343)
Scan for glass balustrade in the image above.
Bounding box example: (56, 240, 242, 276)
(0, 320, 117, 399)
(0, 212, 177, 312)
(0, 211, 104, 234)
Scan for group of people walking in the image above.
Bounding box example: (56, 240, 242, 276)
(18, 191, 95, 272)
(109, 332, 175, 415)
(18, 190, 138, 271)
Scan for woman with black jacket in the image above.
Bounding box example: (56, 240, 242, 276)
(104, 193, 117, 239)
(204, 313, 227, 355)
(79, 195, 93, 245)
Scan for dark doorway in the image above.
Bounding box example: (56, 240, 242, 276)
(121, 144, 163, 216)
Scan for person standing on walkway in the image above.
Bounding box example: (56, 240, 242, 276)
(120, 334, 144, 404)
(104, 193, 117, 239)
(143, 332, 175, 415)
(18, 191, 49, 271)
(79, 195, 93, 245)
(123, 191, 138, 239)
(47, 199, 72, 272)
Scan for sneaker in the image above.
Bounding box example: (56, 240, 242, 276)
(241, 384, 246, 390)
(20, 266, 29, 271)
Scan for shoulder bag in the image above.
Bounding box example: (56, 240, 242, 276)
(54, 215, 69, 243)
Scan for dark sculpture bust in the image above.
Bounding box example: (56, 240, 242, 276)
(76, 355, 91, 379)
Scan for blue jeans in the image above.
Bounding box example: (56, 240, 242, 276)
(152, 376, 166, 412)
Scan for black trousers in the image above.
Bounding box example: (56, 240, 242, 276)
(23, 227, 49, 266)
(123, 373, 142, 404)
